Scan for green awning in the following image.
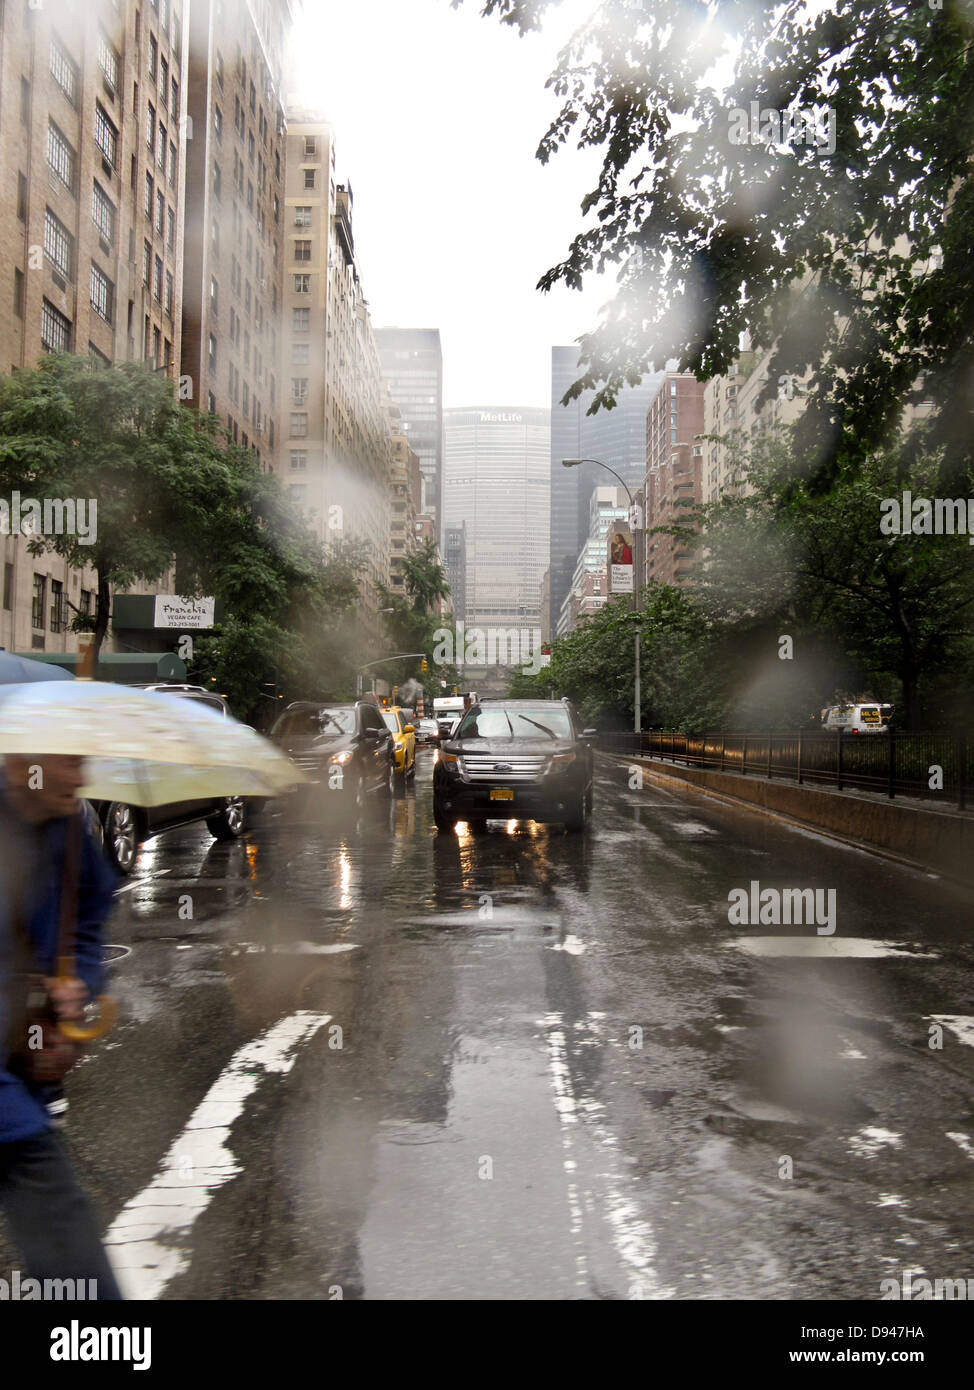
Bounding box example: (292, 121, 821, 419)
(14, 652, 187, 684)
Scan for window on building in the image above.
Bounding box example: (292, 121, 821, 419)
(50, 580, 66, 634)
(153, 254, 163, 301)
(32, 575, 46, 630)
(90, 263, 114, 323)
(148, 34, 158, 80)
(97, 29, 120, 90)
(212, 163, 221, 199)
(158, 122, 167, 171)
(208, 334, 217, 372)
(88, 342, 111, 368)
(292, 307, 309, 332)
(161, 55, 168, 96)
(294, 240, 311, 262)
(3, 563, 13, 612)
(290, 413, 308, 437)
(165, 270, 173, 315)
(47, 122, 76, 191)
(171, 77, 179, 117)
(303, 168, 316, 190)
(20, 76, 30, 125)
(292, 342, 309, 365)
(290, 451, 307, 470)
(17, 173, 27, 222)
(91, 182, 116, 245)
(169, 142, 177, 186)
(50, 35, 78, 104)
(168, 207, 176, 251)
(146, 101, 155, 150)
(291, 378, 308, 402)
(44, 208, 74, 279)
(294, 206, 311, 227)
(293, 273, 310, 294)
(95, 104, 118, 166)
(144, 171, 153, 217)
(214, 105, 222, 138)
(156, 189, 165, 234)
(142, 239, 152, 286)
(207, 391, 216, 413)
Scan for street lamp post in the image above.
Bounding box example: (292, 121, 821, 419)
(563, 458, 642, 737)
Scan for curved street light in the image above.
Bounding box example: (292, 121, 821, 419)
(562, 457, 643, 736)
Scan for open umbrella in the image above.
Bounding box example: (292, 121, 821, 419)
(0, 680, 305, 803)
(0, 651, 74, 684)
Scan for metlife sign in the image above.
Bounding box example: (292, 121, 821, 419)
(479, 412, 523, 424)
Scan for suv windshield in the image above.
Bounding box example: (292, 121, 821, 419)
(456, 707, 572, 740)
(382, 712, 401, 734)
(273, 707, 355, 738)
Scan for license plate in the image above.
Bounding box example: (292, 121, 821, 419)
(489, 788, 514, 801)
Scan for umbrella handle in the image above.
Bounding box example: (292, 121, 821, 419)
(55, 959, 118, 1043)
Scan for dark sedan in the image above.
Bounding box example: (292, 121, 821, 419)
(269, 700, 395, 809)
(432, 699, 595, 833)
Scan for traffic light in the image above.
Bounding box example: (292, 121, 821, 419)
(392, 685, 398, 702)
(420, 657, 428, 673)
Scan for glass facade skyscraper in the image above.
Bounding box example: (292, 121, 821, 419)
(376, 327, 443, 531)
(442, 407, 550, 639)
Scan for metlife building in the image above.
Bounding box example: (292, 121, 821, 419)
(442, 407, 551, 645)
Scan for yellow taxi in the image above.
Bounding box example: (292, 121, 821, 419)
(382, 706, 416, 784)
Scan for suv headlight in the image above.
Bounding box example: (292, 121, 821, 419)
(329, 750, 355, 766)
(440, 752, 461, 769)
(548, 752, 576, 771)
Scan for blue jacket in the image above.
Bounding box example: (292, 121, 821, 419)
(0, 802, 117, 1144)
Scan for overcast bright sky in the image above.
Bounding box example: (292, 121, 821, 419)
(289, 0, 613, 409)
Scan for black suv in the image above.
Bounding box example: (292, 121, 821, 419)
(270, 700, 395, 807)
(432, 698, 595, 833)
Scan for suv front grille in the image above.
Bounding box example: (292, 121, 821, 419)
(462, 755, 547, 782)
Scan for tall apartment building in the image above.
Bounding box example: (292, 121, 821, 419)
(442, 407, 550, 647)
(181, 0, 294, 467)
(566, 485, 629, 634)
(375, 327, 443, 534)
(558, 486, 629, 635)
(387, 397, 421, 596)
(643, 373, 706, 587)
(0, 0, 190, 655)
(280, 111, 393, 632)
(549, 345, 662, 640)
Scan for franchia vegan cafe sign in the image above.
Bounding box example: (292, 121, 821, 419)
(154, 596, 216, 629)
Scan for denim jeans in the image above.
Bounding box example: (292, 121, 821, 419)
(0, 1129, 122, 1299)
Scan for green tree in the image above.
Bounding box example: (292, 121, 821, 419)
(464, 0, 974, 490)
(400, 539, 450, 614)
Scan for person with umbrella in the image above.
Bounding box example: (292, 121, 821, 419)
(0, 751, 122, 1299)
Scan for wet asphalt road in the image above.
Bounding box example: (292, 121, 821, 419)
(10, 750, 974, 1300)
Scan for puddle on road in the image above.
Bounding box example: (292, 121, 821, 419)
(846, 1126, 903, 1158)
(727, 937, 938, 959)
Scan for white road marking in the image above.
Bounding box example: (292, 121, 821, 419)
(114, 870, 171, 895)
(947, 1131, 974, 1161)
(104, 1010, 329, 1299)
(548, 934, 586, 955)
(727, 937, 936, 959)
(929, 1015, 974, 1048)
(541, 1011, 673, 1299)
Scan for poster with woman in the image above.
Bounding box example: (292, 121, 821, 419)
(608, 525, 634, 593)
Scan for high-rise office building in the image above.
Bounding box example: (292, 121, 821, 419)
(443, 522, 466, 620)
(181, 0, 295, 469)
(0, 0, 190, 656)
(560, 486, 629, 635)
(549, 346, 663, 638)
(442, 407, 550, 646)
(376, 327, 443, 531)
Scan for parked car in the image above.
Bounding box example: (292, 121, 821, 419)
(382, 706, 416, 785)
(94, 684, 247, 875)
(414, 718, 440, 746)
(432, 698, 596, 833)
(269, 700, 395, 807)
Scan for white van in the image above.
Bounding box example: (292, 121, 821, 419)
(822, 702, 893, 735)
